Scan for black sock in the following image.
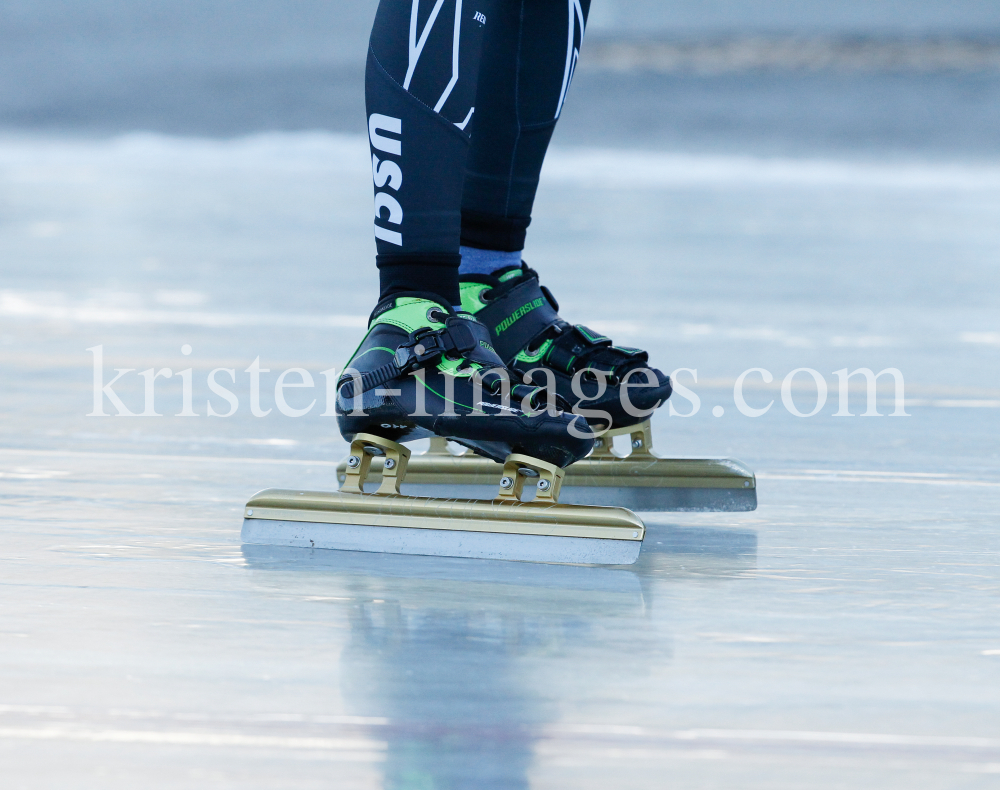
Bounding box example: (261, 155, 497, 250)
(376, 253, 462, 307)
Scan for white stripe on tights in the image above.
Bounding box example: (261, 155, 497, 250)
(454, 106, 475, 130)
(433, 0, 463, 113)
(555, 0, 586, 119)
(404, 0, 447, 90)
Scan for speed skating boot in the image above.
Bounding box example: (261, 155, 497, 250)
(458, 264, 672, 431)
(335, 292, 593, 468)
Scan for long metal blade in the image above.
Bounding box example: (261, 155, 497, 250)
(241, 488, 645, 566)
(338, 454, 758, 512)
(384, 482, 757, 511)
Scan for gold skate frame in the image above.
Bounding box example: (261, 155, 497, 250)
(334, 421, 756, 501)
(246, 433, 644, 543)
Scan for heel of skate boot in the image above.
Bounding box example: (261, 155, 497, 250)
(340, 433, 411, 495)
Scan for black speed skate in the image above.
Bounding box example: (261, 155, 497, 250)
(243, 294, 644, 568)
(335, 293, 593, 468)
(241, 297, 747, 573)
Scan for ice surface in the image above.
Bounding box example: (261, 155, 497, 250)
(2, 132, 1000, 788)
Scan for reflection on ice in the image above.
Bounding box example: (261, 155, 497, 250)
(640, 520, 758, 557)
(243, 544, 650, 788)
(242, 543, 643, 594)
(239, 523, 756, 787)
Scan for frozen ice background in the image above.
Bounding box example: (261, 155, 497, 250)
(2, 1, 1000, 787)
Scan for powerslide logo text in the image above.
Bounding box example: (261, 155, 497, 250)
(495, 298, 545, 335)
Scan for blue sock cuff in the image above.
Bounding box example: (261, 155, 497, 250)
(459, 246, 522, 276)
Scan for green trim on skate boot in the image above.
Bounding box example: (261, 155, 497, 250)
(514, 338, 553, 366)
(458, 270, 524, 314)
(371, 296, 447, 333)
(575, 326, 609, 345)
(351, 345, 397, 365)
(459, 282, 493, 314)
(346, 296, 498, 381)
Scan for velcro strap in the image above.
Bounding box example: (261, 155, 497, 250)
(444, 316, 506, 368)
(544, 325, 612, 374)
(473, 276, 560, 364)
(338, 317, 504, 399)
(573, 325, 612, 347)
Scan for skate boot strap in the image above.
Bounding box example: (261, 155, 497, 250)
(539, 324, 648, 379)
(471, 274, 562, 365)
(472, 270, 649, 379)
(338, 316, 506, 399)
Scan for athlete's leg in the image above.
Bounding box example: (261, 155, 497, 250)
(345, 1, 593, 467)
(460, 0, 590, 261)
(455, 2, 673, 430)
(366, 0, 493, 306)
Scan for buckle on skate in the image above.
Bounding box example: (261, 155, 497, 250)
(393, 328, 449, 371)
(339, 319, 506, 402)
(394, 319, 503, 372)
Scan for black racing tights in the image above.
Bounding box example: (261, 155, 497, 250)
(366, 0, 591, 306)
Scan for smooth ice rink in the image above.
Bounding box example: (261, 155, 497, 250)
(2, 129, 1000, 788)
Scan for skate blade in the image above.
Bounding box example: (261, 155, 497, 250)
(343, 455, 757, 513)
(242, 489, 644, 566)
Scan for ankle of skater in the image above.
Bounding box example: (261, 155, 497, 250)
(376, 252, 463, 314)
(459, 210, 529, 276)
